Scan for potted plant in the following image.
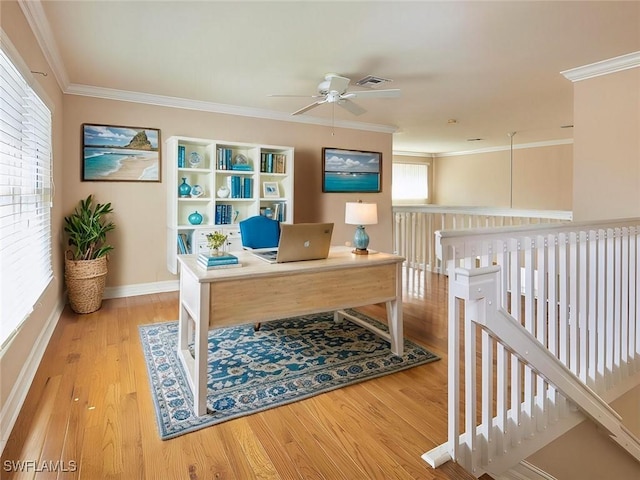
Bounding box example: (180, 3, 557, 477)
(206, 231, 227, 256)
(63, 195, 115, 313)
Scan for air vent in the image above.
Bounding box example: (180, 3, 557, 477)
(355, 75, 392, 88)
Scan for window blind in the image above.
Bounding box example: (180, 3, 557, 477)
(392, 162, 429, 201)
(0, 47, 53, 348)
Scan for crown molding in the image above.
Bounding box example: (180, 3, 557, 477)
(392, 151, 434, 158)
(65, 83, 398, 134)
(435, 138, 573, 158)
(18, 0, 69, 91)
(561, 51, 640, 82)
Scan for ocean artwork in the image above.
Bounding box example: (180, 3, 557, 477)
(322, 148, 381, 192)
(82, 124, 161, 182)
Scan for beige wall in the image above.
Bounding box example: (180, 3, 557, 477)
(572, 67, 640, 221)
(529, 387, 640, 479)
(432, 143, 573, 210)
(62, 97, 393, 288)
(0, 1, 65, 419)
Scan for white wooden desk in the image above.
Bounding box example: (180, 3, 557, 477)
(177, 246, 405, 415)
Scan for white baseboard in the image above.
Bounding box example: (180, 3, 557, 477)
(0, 299, 65, 455)
(103, 279, 179, 299)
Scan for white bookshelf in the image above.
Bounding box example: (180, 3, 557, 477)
(166, 136, 294, 274)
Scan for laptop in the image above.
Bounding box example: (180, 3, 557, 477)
(251, 222, 334, 263)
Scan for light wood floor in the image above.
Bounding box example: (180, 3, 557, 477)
(2, 269, 478, 480)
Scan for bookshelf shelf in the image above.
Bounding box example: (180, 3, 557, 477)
(166, 136, 294, 274)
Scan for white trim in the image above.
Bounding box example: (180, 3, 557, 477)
(66, 83, 398, 134)
(561, 51, 640, 82)
(435, 138, 573, 158)
(422, 442, 452, 468)
(18, 0, 69, 91)
(103, 280, 179, 299)
(392, 150, 434, 158)
(392, 205, 573, 221)
(500, 460, 559, 480)
(0, 299, 65, 456)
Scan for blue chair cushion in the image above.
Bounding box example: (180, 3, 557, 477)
(239, 215, 281, 249)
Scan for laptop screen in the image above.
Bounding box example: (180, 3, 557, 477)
(252, 222, 334, 263)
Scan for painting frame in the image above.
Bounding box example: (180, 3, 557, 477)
(82, 123, 161, 182)
(322, 147, 382, 193)
(263, 181, 280, 198)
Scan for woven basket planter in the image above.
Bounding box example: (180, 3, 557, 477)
(65, 253, 108, 314)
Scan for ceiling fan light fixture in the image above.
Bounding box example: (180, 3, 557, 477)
(355, 75, 392, 88)
(274, 73, 400, 116)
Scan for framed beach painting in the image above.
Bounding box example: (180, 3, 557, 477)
(82, 123, 161, 182)
(322, 147, 381, 193)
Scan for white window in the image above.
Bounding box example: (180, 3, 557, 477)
(392, 162, 429, 202)
(0, 47, 53, 348)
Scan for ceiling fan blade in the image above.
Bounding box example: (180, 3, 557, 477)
(291, 99, 327, 116)
(326, 75, 350, 94)
(338, 99, 366, 116)
(268, 94, 323, 98)
(343, 88, 401, 99)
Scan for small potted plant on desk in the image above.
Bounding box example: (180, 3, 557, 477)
(63, 195, 115, 314)
(206, 231, 228, 256)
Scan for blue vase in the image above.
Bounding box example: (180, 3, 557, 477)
(178, 178, 191, 198)
(188, 211, 203, 225)
(353, 225, 370, 251)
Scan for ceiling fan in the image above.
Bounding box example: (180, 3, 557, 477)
(269, 73, 401, 116)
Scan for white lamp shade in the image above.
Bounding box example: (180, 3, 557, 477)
(345, 202, 378, 225)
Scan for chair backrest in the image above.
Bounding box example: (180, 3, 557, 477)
(239, 215, 281, 249)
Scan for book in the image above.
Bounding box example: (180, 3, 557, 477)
(177, 233, 190, 254)
(178, 145, 185, 168)
(198, 258, 238, 267)
(243, 177, 252, 198)
(231, 175, 241, 198)
(231, 164, 252, 171)
(197, 262, 243, 271)
(198, 253, 239, 266)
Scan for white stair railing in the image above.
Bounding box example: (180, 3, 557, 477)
(392, 205, 572, 273)
(422, 218, 640, 478)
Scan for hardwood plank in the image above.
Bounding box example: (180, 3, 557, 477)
(225, 418, 280, 479)
(215, 421, 262, 479)
(302, 392, 414, 479)
(1, 271, 481, 479)
(244, 414, 306, 480)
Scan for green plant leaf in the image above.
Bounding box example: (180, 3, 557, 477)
(64, 195, 115, 260)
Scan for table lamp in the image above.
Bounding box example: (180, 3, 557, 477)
(345, 201, 378, 255)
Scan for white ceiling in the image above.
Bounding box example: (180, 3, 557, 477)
(22, 1, 640, 154)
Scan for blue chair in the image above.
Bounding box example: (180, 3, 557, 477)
(239, 215, 281, 330)
(239, 215, 280, 249)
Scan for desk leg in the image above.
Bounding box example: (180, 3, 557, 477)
(193, 282, 210, 416)
(178, 272, 210, 417)
(387, 262, 404, 356)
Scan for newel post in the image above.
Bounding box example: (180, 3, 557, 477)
(447, 266, 501, 472)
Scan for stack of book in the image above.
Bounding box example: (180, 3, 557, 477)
(197, 252, 242, 270)
(214, 204, 233, 224)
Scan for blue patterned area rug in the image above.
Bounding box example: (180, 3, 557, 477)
(139, 309, 439, 440)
